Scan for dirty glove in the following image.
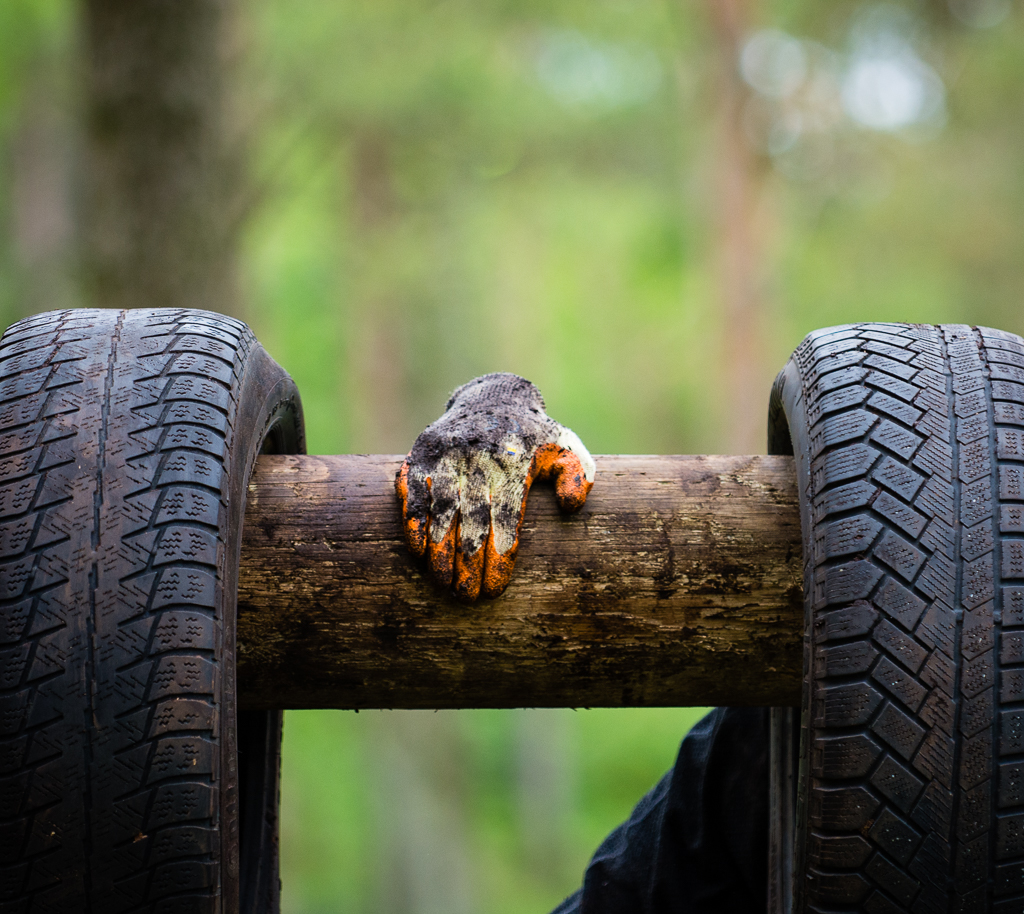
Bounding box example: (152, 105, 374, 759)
(395, 373, 596, 601)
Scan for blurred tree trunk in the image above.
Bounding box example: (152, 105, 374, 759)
(368, 712, 475, 914)
(348, 128, 412, 453)
(702, 0, 770, 454)
(81, 0, 241, 313)
(10, 65, 78, 318)
(514, 711, 575, 881)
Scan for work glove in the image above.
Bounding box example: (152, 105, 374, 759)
(395, 373, 595, 601)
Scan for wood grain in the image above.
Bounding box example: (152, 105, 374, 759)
(237, 454, 803, 710)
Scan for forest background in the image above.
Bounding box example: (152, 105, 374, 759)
(1, 0, 1022, 911)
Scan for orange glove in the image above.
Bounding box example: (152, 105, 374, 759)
(395, 373, 595, 601)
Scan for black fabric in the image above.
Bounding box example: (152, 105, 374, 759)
(551, 707, 770, 914)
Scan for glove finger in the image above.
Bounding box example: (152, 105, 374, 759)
(529, 443, 592, 512)
(426, 463, 460, 589)
(551, 451, 593, 512)
(453, 538, 485, 602)
(481, 528, 517, 599)
(481, 476, 533, 599)
(428, 511, 458, 589)
(529, 442, 564, 483)
(452, 472, 492, 602)
(395, 457, 428, 556)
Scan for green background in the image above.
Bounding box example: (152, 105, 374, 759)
(2, 0, 1023, 910)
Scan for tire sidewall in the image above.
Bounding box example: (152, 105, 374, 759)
(221, 349, 303, 914)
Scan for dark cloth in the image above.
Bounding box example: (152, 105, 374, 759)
(551, 707, 770, 914)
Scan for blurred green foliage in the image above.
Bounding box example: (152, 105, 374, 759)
(280, 708, 708, 913)
(239, 0, 717, 458)
(3, 0, 1024, 910)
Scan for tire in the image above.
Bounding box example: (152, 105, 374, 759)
(0, 310, 304, 913)
(767, 323, 1024, 913)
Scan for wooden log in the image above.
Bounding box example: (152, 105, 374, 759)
(237, 454, 803, 710)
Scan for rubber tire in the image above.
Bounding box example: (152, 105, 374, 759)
(767, 323, 1024, 913)
(0, 310, 304, 913)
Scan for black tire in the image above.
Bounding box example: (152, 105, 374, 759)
(0, 310, 304, 913)
(767, 323, 1024, 913)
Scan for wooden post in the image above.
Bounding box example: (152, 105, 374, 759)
(237, 454, 803, 710)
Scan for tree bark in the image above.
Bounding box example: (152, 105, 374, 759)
(81, 0, 239, 313)
(237, 454, 803, 710)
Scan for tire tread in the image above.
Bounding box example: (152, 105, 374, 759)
(782, 323, 1024, 911)
(0, 309, 270, 912)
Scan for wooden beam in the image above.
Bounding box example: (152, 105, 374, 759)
(236, 454, 803, 710)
